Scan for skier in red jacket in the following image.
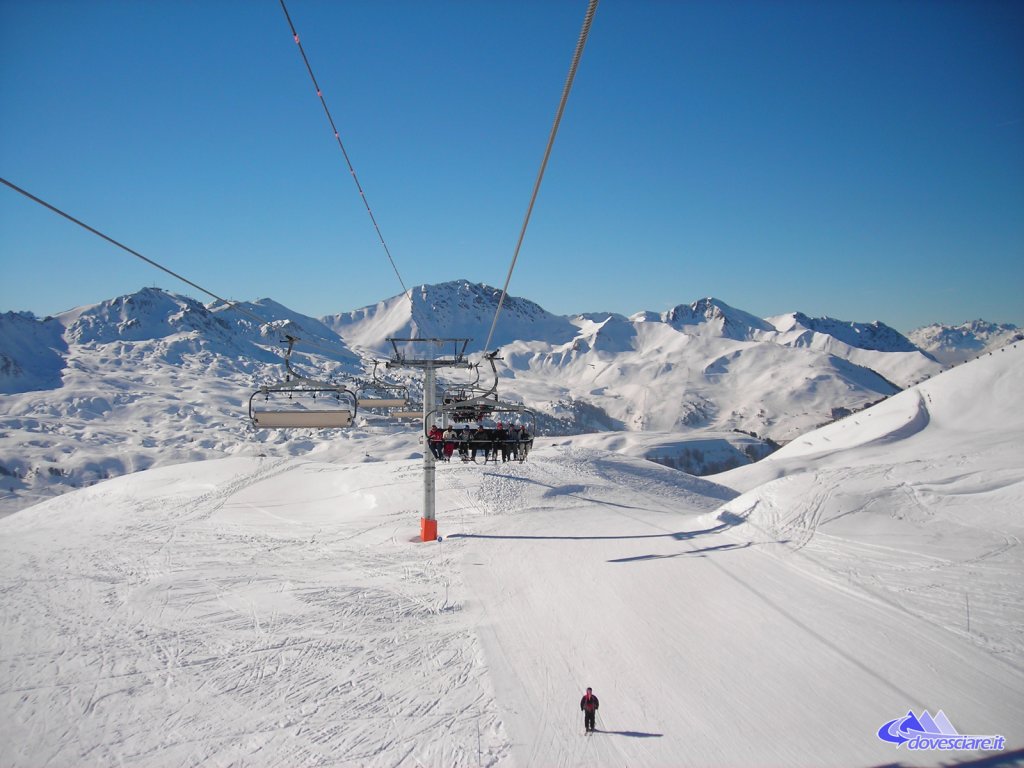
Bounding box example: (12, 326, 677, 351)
(580, 687, 599, 732)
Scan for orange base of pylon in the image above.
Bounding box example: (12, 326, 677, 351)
(420, 517, 438, 542)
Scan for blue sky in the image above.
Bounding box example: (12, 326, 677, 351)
(1, 0, 1022, 332)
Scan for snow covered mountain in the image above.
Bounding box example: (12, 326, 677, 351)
(769, 311, 919, 352)
(9, 287, 359, 378)
(0, 281, 968, 516)
(908, 319, 1022, 365)
(59, 288, 237, 346)
(660, 296, 775, 339)
(712, 340, 1024, 660)
(322, 280, 578, 353)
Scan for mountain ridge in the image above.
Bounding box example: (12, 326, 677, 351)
(909, 319, 1022, 365)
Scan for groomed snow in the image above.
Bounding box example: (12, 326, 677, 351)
(1, 346, 1022, 766)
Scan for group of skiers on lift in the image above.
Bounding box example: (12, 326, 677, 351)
(427, 422, 532, 463)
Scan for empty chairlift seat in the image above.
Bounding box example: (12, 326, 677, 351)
(249, 383, 358, 430)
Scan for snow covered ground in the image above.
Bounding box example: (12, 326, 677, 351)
(1, 342, 1021, 766)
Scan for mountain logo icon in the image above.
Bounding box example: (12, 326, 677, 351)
(877, 710, 1005, 752)
(878, 710, 958, 745)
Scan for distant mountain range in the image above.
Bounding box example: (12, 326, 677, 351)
(908, 319, 1022, 365)
(0, 280, 1017, 515)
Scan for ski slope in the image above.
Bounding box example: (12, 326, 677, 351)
(2, 347, 1022, 766)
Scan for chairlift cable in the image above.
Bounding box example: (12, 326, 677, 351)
(279, 0, 409, 298)
(0, 176, 351, 363)
(0, 176, 271, 329)
(482, 0, 599, 354)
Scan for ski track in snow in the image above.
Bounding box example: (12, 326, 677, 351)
(725, 457, 1024, 663)
(0, 457, 510, 767)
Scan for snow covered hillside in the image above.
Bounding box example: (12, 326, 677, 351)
(548, 429, 776, 475)
(714, 340, 1024, 660)
(1, 342, 1021, 766)
(0, 311, 66, 394)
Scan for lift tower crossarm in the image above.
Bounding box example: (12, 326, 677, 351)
(386, 338, 471, 368)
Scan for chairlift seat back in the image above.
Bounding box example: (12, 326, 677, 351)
(359, 398, 408, 409)
(252, 409, 353, 429)
(391, 410, 423, 420)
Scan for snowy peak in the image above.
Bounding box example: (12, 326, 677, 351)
(780, 312, 918, 353)
(403, 280, 580, 348)
(209, 297, 359, 366)
(629, 310, 662, 323)
(18, 287, 362, 380)
(909, 320, 1022, 365)
(323, 280, 578, 353)
(58, 287, 233, 345)
(567, 313, 638, 354)
(407, 281, 546, 331)
(661, 297, 774, 340)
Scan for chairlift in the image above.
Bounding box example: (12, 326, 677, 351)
(426, 353, 536, 462)
(440, 360, 500, 422)
(248, 336, 357, 429)
(357, 360, 411, 411)
(441, 362, 487, 402)
(426, 403, 536, 463)
(251, 401, 355, 428)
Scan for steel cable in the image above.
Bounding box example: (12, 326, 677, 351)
(279, 0, 409, 298)
(0, 176, 353, 363)
(482, 0, 599, 353)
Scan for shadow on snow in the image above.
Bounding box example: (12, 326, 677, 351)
(592, 729, 663, 738)
(607, 541, 752, 562)
(447, 519, 740, 544)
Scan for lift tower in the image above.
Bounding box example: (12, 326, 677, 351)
(386, 338, 473, 541)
